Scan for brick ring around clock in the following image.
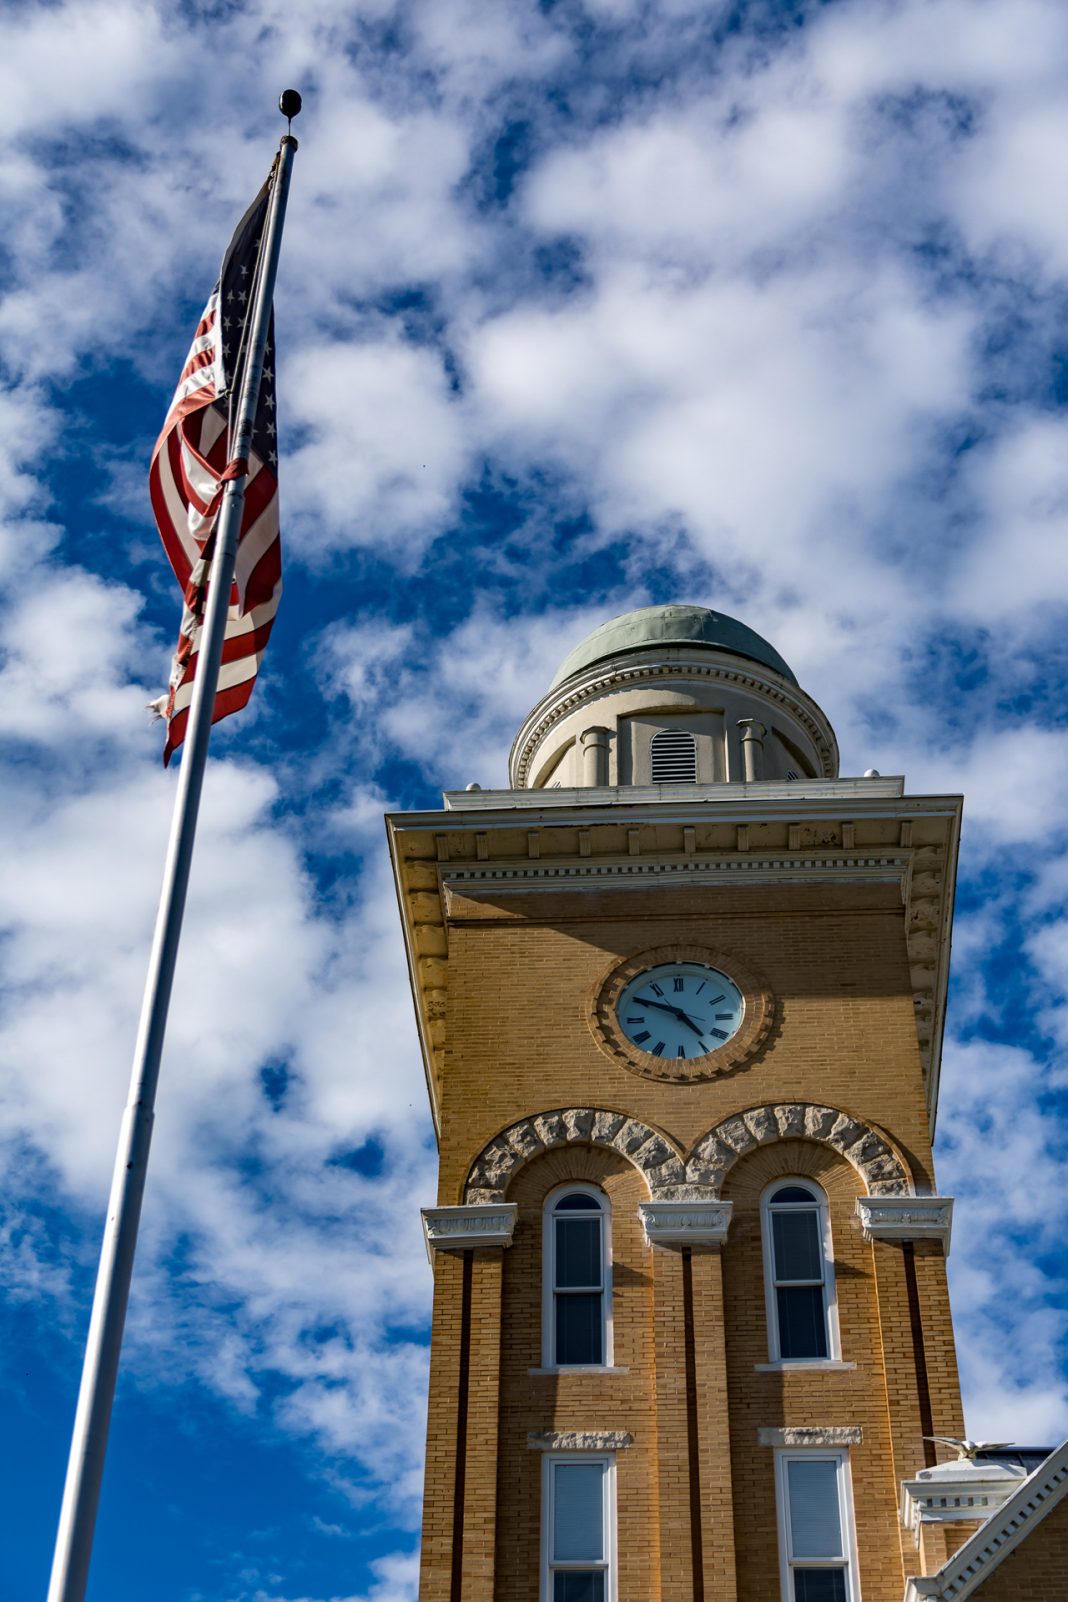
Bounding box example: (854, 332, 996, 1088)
(589, 944, 774, 1082)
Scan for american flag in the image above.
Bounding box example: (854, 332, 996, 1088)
(149, 171, 282, 765)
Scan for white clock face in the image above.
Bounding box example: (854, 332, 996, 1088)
(615, 962, 744, 1060)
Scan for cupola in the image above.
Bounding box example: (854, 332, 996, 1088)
(509, 603, 838, 789)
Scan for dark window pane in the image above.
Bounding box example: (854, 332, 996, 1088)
(556, 1293, 603, 1364)
(554, 1573, 605, 1602)
(772, 1210, 823, 1282)
(556, 1218, 601, 1288)
(777, 1285, 829, 1359)
(772, 1185, 818, 1204)
(794, 1568, 847, 1602)
(555, 1193, 601, 1211)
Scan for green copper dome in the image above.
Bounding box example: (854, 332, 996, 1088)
(550, 604, 797, 689)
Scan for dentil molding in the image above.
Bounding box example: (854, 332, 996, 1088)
(510, 655, 838, 787)
(901, 1464, 1022, 1534)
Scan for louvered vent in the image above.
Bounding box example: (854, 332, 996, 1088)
(650, 728, 698, 783)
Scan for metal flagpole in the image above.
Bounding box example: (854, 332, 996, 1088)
(47, 105, 300, 1602)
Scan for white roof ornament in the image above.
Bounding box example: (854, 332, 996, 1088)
(923, 1438, 1014, 1462)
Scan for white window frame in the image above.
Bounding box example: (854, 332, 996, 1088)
(760, 1178, 840, 1364)
(540, 1452, 617, 1602)
(542, 1183, 613, 1370)
(774, 1448, 860, 1602)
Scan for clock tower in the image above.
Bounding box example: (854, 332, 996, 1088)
(388, 603, 968, 1602)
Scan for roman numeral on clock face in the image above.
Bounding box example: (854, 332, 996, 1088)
(615, 962, 743, 1060)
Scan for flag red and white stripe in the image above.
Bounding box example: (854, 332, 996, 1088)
(148, 176, 282, 765)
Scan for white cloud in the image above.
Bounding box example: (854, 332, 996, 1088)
(939, 1035, 1068, 1438)
(285, 337, 469, 557)
(252, 1545, 419, 1602)
(954, 417, 1068, 617)
(0, 561, 436, 1517)
(524, 93, 852, 264)
(0, 0, 171, 136)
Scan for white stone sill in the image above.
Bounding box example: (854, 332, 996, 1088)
(754, 1360, 856, 1372)
(528, 1366, 631, 1376)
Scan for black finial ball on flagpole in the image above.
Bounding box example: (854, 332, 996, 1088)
(279, 90, 302, 121)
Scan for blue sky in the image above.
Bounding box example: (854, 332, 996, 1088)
(3, 0, 1068, 1597)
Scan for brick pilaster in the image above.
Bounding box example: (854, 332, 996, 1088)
(691, 1246, 738, 1602)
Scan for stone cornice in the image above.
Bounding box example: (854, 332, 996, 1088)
(901, 1467, 1022, 1534)
(386, 786, 961, 1140)
(904, 1440, 1068, 1601)
(857, 1196, 954, 1252)
(639, 1199, 732, 1247)
(421, 1203, 518, 1257)
(507, 651, 840, 786)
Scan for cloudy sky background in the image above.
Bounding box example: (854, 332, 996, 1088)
(3, 0, 1068, 1596)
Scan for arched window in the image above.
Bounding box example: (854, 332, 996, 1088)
(761, 1179, 838, 1363)
(544, 1185, 611, 1368)
(650, 728, 698, 783)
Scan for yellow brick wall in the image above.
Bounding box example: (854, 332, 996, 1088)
(417, 876, 962, 1599)
(437, 883, 936, 1204)
(722, 1142, 904, 1602)
(495, 1148, 659, 1599)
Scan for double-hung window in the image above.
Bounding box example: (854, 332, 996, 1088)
(775, 1450, 858, 1602)
(542, 1454, 614, 1602)
(544, 1185, 611, 1367)
(762, 1180, 838, 1362)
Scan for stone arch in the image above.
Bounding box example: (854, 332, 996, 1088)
(686, 1103, 912, 1197)
(464, 1108, 685, 1204)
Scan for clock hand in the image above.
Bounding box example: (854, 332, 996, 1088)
(673, 1009, 708, 1040)
(634, 996, 684, 1017)
(634, 997, 707, 1041)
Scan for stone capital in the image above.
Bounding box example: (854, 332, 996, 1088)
(421, 1203, 518, 1256)
(856, 1195, 953, 1252)
(639, 1197, 732, 1248)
